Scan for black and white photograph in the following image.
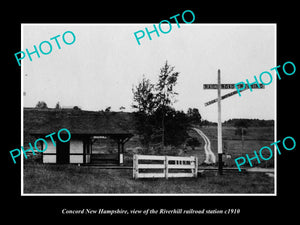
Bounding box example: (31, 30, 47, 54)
(21, 23, 276, 195)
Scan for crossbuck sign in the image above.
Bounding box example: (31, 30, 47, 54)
(203, 70, 264, 174)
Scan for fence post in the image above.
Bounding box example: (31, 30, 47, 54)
(133, 154, 138, 179)
(132, 154, 135, 179)
(190, 157, 195, 177)
(194, 156, 198, 178)
(165, 156, 168, 179)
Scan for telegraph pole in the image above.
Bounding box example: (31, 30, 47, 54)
(203, 69, 264, 175)
(217, 69, 223, 175)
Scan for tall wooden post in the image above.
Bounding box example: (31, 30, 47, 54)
(117, 141, 121, 165)
(204, 69, 264, 174)
(120, 141, 124, 166)
(217, 69, 223, 175)
(241, 127, 244, 154)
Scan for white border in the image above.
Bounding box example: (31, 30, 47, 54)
(274, 24, 277, 195)
(21, 24, 24, 194)
(21, 23, 277, 196)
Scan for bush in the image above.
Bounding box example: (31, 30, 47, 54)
(186, 137, 201, 150)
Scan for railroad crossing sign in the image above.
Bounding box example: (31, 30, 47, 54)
(203, 83, 262, 90)
(203, 70, 264, 175)
(204, 83, 264, 106)
(205, 89, 240, 106)
(204, 83, 242, 89)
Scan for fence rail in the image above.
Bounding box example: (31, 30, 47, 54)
(133, 154, 198, 179)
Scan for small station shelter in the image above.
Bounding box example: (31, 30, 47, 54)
(27, 108, 133, 165)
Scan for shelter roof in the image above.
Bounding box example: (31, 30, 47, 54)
(24, 108, 134, 138)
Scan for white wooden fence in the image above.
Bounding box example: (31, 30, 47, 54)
(133, 154, 198, 179)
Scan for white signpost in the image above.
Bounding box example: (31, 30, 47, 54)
(203, 70, 264, 174)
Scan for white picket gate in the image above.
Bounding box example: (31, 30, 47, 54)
(133, 154, 198, 179)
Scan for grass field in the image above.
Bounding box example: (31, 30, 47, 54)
(23, 163, 274, 194)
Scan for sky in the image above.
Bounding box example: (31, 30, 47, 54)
(22, 24, 276, 122)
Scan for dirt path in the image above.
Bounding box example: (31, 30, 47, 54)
(192, 128, 216, 164)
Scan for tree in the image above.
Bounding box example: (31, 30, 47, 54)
(145, 106, 190, 147)
(73, 106, 81, 110)
(132, 76, 156, 115)
(163, 107, 189, 146)
(132, 76, 157, 148)
(35, 101, 48, 109)
(186, 137, 201, 150)
(132, 61, 185, 150)
(133, 111, 155, 148)
(187, 108, 202, 125)
(105, 106, 111, 112)
(55, 102, 61, 109)
(156, 61, 179, 107)
(155, 61, 179, 148)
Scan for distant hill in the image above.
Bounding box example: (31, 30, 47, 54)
(223, 118, 274, 127)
